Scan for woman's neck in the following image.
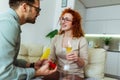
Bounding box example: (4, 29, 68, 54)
(64, 30, 73, 37)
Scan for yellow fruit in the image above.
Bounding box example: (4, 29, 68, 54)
(40, 48, 50, 60)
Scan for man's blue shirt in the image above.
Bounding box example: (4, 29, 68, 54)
(0, 8, 35, 80)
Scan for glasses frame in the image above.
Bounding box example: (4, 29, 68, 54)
(60, 17, 72, 22)
(27, 3, 41, 13)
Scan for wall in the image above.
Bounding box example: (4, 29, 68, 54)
(74, 0, 86, 30)
(0, 0, 56, 45)
(0, 0, 85, 45)
(21, 0, 85, 45)
(84, 5, 120, 34)
(21, 0, 56, 45)
(53, 0, 75, 30)
(0, 0, 9, 12)
(53, 0, 86, 30)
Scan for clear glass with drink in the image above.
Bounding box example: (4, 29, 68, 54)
(63, 40, 72, 71)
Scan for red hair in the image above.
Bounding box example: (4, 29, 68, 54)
(59, 8, 84, 38)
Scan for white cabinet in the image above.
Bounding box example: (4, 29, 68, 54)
(105, 21, 120, 34)
(84, 20, 120, 34)
(105, 51, 119, 76)
(84, 5, 120, 34)
(84, 21, 106, 34)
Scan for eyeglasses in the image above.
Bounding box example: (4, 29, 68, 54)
(60, 17, 72, 22)
(27, 3, 41, 13)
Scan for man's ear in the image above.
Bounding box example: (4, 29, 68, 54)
(20, 3, 28, 12)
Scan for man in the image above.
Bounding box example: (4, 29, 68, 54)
(0, 0, 57, 80)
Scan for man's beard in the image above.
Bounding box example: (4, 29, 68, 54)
(26, 18, 36, 24)
(26, 14, 37, 24)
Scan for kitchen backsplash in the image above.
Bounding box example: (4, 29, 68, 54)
(86, 37, 120, 51)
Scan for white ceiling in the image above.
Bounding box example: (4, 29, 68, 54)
(79, 0, 120, 8)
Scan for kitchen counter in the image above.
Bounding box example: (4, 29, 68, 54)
(107, 49, 120, 53)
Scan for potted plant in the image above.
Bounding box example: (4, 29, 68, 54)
(46, 29, 58, 39)
(103, 37, 111, 50)
(45, 29, 58, 46)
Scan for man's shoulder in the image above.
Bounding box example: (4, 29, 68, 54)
(0, 11, 13, 20)
(0, 11, 19, 27)
(0, 9, 17, 20)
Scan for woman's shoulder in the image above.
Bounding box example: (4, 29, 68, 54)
(78, 36, 88, 43)
(53, 34, 60, 38)
(77, 36, 87, 41)
(54, 34, 63, 38)
(52, 34, 62, 41)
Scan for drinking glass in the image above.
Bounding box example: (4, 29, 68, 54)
(63, 40, 72, 71)
(59, 71, 75, 80)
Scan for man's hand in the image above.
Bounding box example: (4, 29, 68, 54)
(34, 59, 48, 70)
(35, 63, 57, 77)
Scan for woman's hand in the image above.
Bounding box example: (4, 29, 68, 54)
(66, 51, 78, 62)
(66, 51, 85, 67)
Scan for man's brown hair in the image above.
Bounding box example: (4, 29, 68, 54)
(9, 0, 36, 9)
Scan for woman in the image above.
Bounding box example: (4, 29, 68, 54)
(44, 8, 88, 80)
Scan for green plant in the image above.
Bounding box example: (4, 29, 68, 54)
(103, 37, 111, 45)
(46, 29, 58, 39)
